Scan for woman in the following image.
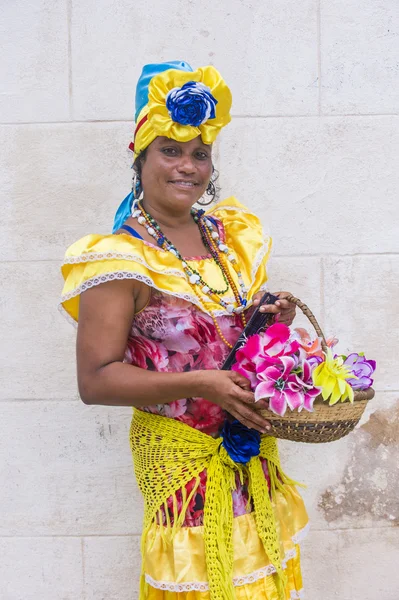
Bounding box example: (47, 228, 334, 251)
(61, 61, 308, 600)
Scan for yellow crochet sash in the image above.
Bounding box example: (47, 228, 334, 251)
(130, 409, 300, 600)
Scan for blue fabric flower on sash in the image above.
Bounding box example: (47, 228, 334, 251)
(221, 420, 261, 464)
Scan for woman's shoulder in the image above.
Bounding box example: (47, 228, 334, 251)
(64, 231, 140, 260)
(207, 196, 269, 246)
(60, 232, 189, 324)
(206, 196, 264, 232)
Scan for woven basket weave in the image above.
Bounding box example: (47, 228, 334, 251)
(261, 295, 375, 443)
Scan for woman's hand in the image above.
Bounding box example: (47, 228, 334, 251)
(197, 370, 271, 433)
(253, 291, 296, 326)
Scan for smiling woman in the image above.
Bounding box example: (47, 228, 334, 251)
(138, 136, 213, 210)
(60, 60, 307, 600)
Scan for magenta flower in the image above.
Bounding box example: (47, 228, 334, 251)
(232, 348, 258, 389)
(233, 323, 299, 372)
(254, 356, 304, 416)
(343, 353, 376, 390)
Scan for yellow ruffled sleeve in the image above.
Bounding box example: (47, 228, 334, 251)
(207, 196, 272, 302)
(60, 197, 271, 323)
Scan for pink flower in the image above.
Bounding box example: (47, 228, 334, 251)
(293, 328, 339, 360)
(293, 327, 324, 358)
(125, 335, 169, 371)
(231, 352, 258, 389)
(232, 323, 299, 386)
(254, 356, 304, 416)
(163, 399, 188, 418)
(193, 340, 230, 371)
(182, 399, 225, 433)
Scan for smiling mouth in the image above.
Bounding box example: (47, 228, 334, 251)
(169, 180, 199, 188)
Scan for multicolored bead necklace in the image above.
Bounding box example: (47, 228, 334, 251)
(131, 201, 248, 347)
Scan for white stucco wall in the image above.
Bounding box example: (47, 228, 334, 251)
(1, 1, 398, 598)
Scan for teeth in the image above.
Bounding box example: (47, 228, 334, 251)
(173, 181, 195, 187)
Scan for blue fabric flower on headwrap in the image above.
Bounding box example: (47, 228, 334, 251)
(221, 419, 261, 464)
(166, 81, 218, 127)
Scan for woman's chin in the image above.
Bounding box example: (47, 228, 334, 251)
(166, 184, 204, 206)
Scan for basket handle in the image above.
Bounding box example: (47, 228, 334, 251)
(284, 295, 328, 353)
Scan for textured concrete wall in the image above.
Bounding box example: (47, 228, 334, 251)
(1, 1, 398, 598)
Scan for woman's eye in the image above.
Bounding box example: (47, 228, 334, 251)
(161, 147, 178, 155)
(196, 152, 209, 160)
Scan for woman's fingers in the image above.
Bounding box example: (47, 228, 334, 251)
(259, 303, 280, 314)
(252, 292, 263, 306)
(232, 389, 271, 432)
(252, 398, 270, 411)
(231, 403, 271, 433)
(231, 372, 253, 391)
(257, 292, 296, 326)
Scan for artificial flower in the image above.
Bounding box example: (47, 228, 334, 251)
(343, 353, 376, 390)
(147, 65, 232, 145)
(293, 327, 339, 360)
(293, 327, 324, 358)
(254, 356, 303, 416)
(299, 358, 321, 412)
(312, 348, 354, 405)
(221, 419, 260, 464)
(233, 323, 299, 375)
(166, 81, 217, 126)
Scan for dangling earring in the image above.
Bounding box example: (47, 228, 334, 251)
(132, 170, 141, 199)
(197, 167, 218, 206)
(131, 169, 143, 214)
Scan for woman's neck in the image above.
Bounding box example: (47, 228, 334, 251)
(141, 197, 194, 230)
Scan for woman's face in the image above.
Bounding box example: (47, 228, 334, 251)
(140, 136, 213, 211)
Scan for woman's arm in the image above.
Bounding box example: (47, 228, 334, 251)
(76, 279, 271, 433)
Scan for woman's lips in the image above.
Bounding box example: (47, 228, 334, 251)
(169, 180, 198, 189)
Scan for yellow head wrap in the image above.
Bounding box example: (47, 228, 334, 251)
(129, 63, 232, 159)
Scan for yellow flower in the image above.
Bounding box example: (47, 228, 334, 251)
(312, 349, 355, 405)
(147, 66, 232, 145)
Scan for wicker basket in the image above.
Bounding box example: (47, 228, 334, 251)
(261, 295, 375, 443)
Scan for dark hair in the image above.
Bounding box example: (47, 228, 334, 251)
(133, 148, 148, 178)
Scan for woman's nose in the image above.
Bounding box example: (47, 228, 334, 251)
(177, 156, 196, 173)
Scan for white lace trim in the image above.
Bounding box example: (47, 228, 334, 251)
(145, 572, 304, 597)
(250, 237, 272, 285)
(63, 251, 185, 279)
(291, 589, 305, 599)
(61, 271, 199, 305)
(292, 522, 310, 545)
(145, 576, 209, 592)
(145, 523, 309, 592)
(59, 271, 240, 320)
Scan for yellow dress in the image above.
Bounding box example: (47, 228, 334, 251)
(61, 197, 309, 600)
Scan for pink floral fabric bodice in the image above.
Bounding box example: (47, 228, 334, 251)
(124, 290, 244, 436)
(124, 291, 269, 526)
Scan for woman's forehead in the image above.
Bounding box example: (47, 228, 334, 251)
(155, 136, 211, 149)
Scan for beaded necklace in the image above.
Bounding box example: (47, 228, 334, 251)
(131, 201, 248, 348)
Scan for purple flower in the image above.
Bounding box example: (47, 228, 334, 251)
(299, 358, 322, 412)
(165, 81, 217, 127)
(343, 353, 376, 390)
